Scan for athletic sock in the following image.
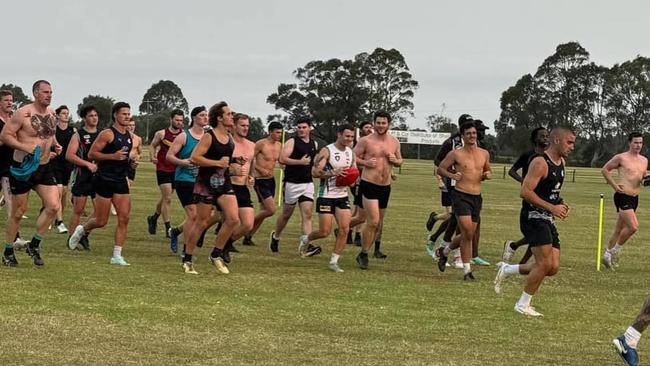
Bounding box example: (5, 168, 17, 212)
(453, 247, 461, 258)
(361, 248, 368, 254)
(330, 253, 340, 264)
(152, 212, 160, 221)
(4, 243, 14, 256)
(272, 232, 280, 240)
(462, 263, 471, 275)
(625, 326, 642, 348)
(164, 221, 171, 233)
(517, 291, 532, 308)
(210, 247, 222, 259)
(113, 245, 122, 257)
(504, 264, 520, 276)
(354, 233, 361, 242)
(183, 253, 193, 263)
(55, 219, 62, 226)
(612, 243, 622, 254)
(374, 240, 381, 252)
(30, 234, 43, 249)
(171, 227, 182, 236)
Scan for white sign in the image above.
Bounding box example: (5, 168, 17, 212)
(389, 130, 450, 145)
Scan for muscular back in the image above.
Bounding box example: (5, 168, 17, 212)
(254, 138, 281, 178)
(453, 146, 490, 195)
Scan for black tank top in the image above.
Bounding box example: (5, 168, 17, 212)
(196, 130, 234, 192)
(522, 153, 564, 219)
(97, 126, 132, 182)
(53, 124, 75, 170)
(75, 127, 99, 177)
(0, 117, 13, 177)
(284, 136, 317, 184)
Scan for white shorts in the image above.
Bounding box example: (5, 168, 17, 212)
(283, 182, 314, 205)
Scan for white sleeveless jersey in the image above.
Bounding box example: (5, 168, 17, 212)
(318, 143, 353, 199)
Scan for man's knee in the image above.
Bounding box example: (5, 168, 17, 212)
(224, 215, 240, 228)
(547, 262, 560, 276)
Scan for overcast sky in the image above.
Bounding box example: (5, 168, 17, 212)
(3, 0, 649, 131)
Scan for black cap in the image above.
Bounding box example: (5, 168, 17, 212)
(474, 119, 489, 130)
(458, 114, 474, 125)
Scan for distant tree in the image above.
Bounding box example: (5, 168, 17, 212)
(605, 56, 650, 139)
(425, 114, 456, 133)
(77, 95, 115, 130)
(247, 116, 265, 142)
(139, 80, 189, 115)
(0, 83, 31, 109)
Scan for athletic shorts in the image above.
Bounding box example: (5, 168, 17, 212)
(283, 181, 314, 205)
(441, 186, 455, 207)
(352, 183, 362, 207)
(614, 192, 638, 212)
(53, 167, 73, 186)
(520, 210, 560, 249)
(233, 184, 253, 208)
(254, 177, 275, 202)
(358, 180, 391, 209)
(156, 170, 175, 188)
(193, 180, 234, 207)
(316, 196, 351, 214)
(128, 167, 136, 181)
(452, 190, 482, 223)
(175, 181, 195, 207)
(94, 175, 129, 198)
(9, 161, 57, 195)
(71, 172, 95, 198)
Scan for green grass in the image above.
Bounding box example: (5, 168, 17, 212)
(1, 159, 646, 365)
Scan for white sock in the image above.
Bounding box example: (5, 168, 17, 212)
(113, 245, 122, 257)
(453, 248, 461, 258)
(462, 263, 471, 275)
(330, 253, 340, 265)
(625, 326, 642, 349)
(443, 245, 452, 256)
(517, 291, 532, 307)
(504, 264, 520, 276)
(273, 232, 280, 240)
(612, 243, 622, 254)
(603, 250, 612, 259)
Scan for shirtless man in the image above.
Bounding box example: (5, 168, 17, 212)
(68, 102, 134, 265)
(435, 121, 492, 280)
(349, 121, 373, 246)
(0, 80, 61, 267)
(601, 132, 648, 269)
(147, 109, 184, 237)
(493, 127, 575, 316)
(245, 121, 282, 245)
(353, 111, 403, 270)
(127, 117, 142, 186)
(65, 105, 99, 249)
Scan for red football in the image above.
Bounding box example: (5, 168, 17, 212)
(336, 166, 360, 187)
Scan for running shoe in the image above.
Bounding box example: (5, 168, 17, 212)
(463, 272, 476, 281)
(373, 250, 387, 259)
(426, 239, 435, 257)
(26, 245, 44, 266)
(56, 221, 68, 234)
(269, 231, 279, 253)
(436, 247, 448, 272)
(514, 303, 543, 317)
(329, 263, 344, 273)
(146, 215, 157, 235)
(602, 251, 614, 270)
(613, 335, 638, 366)
(242, 235, 255, 246)
(502, 240, 516, 262)
(303, 244, 322, 257)
(110, 255, 130, 266)
(209, 255, 230, 274)
(472, 256, 490, 266)
(426, 211, 438, 231)
(494, 262, 507, 294)
(356, 251, 369, 270)
(182, 261, 198, 275)
(2, 252, 18, 267)
(79, 234, 90, 250)
(298, 235, 309, 255)
(68, 225, 85, 250)
(168, 228, 178, 254)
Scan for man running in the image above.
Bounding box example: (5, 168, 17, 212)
(435, 121, 491, 280)
(245, 121, 283, 245)
(147, 109, 184, 237)
(502, 127, 549, 263)
(68, 102, 134, 265)
(65, 105, 99, 249)
(181, 101, 238, 275)
(349, 121, 373, 247)
(493, 127, 575, 316)
(0, 80, 61, 266)
(126, 117, 142, 186)
(612, 296, 650, 366)
(269, 117, 318, 255)
(166, 106, 207, 255)
(601, 132, 648, 269)
(300, 124, 356, 272)
(353, 111, 402, 270)
(51, 105, 75, 234)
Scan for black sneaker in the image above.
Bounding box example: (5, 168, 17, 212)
(242, 236, 255, 246)
(436, 247, 447, 272)
(356, 251, 369, 270)
(303, 245, 322, 257)
(79, 234, 90, 250)
(222, 249, 231, 264)
(146, 215, 157, 235)
(2, 253, 18, 267)
(463, 272, 476, 281)
(426, 211, 438, 231)
(373, 250, 387, 259)
(269, 231, 279, 253)
(228, 243, 240, 253)
(26, 245, 44, 266)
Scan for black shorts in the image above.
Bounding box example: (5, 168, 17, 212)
(358, 180, 391, 209)
(233, 184, 253, 208)
(614, 192, 638, 212)
(128, 167, 136, 181)
(441, 186, 455, 207)
(193, 180, 234, 207)
(254, 177, 275, 202)
(352, 183, 362, 207)
(156, 170, 175, 188)
(94, 175, 129, 198)
(71, 171, 95, 198)
(175, 181, 195, 207)
(9, 161, 57, 195)
(451, 190, 482, 223)
(520, 210, 560, 249)
(53, 167, 73, 186)
(316, 197, 351, 214)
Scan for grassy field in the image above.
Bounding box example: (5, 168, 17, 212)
(0, 158, 646, 365)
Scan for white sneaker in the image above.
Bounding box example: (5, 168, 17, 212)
(13, 237, 29, 249)
(110, 205, 117, 216)
(56, 222, 68, 234)
(298, 235, 309, 255)
(601, 252, 613, 269)
(209, 256, 230, 274)
(502, 240, 516, 262)
(453, 256, 463, 269)
(182, 261, 198, 274)
(514, 303, 543, 317)
(329, 262, 344, 273)
(110, 255, 130, 266)
(494, 262, 507, 294)
(68, 225, 85, 250)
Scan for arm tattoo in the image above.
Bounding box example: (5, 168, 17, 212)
(632, 296, 650, 333)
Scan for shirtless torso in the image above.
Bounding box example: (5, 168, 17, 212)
(253, 137, 281, 178)
(449, 146, 491, 195)
(604, 151, 648, 197)
(5, 104, 58, 165)
(231, 137, 255, 186)
(354, 133, 402, 186)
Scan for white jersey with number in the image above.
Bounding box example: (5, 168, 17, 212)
(318, 143, 353, 199)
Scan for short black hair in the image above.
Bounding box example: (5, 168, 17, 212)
(295, 116, 311, 126)
(373, 111, 391, 123)
(234, 113, 250, 123)
(530, 127, 547, 144)
(79, 105, 97, 119)
(628, 131, 643, 142)
(170, 109, 184, 119)
(55, 105, 68, 115)
(459, 121, 476, 135)
(111, 102, 130, 121)
(0, 90, 12, 99)
(32, 80, 51, 93)
(359, 121, 372, 129)
(337, 124, 356, 134)
(208, 101, 229, 128)
(268, 121, 283, 131)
